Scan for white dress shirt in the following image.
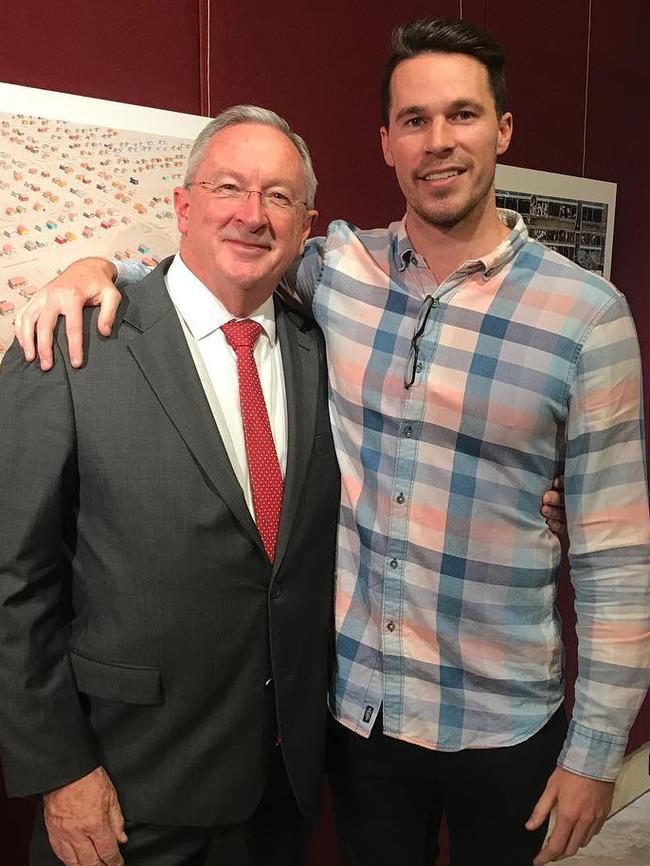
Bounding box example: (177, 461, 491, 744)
(165, 254, 288, 518)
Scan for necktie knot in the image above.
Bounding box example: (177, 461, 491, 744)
(222, 318, 263, 350)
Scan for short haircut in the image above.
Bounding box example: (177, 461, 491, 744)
(380, 18, 508, 125)
(184, 105, 318, 208)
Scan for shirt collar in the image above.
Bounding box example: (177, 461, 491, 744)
(395, 208, 529, 277)
(165, 253, 277, 344)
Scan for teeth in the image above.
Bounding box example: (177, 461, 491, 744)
(424, 170, 461, 180)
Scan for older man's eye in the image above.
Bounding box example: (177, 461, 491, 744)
(217, 183, 242, 196)
(265, 191, 292, 208)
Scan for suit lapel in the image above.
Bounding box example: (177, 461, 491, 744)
(272, 299, 319, 576)
(122, 261, 263, 555)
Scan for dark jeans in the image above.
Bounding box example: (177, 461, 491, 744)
(31, 746, 309, 866)
(327, 706, 567, 866)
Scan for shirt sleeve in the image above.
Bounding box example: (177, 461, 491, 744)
(111, 258, 152, 289)
(277, 236, 326, 315)
(558, 294, 650, 781)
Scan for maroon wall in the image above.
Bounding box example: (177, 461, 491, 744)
(1, 1, 649, 863)
(0, 0, 202, 114)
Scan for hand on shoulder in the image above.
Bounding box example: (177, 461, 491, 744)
(15, 257, 120, 370)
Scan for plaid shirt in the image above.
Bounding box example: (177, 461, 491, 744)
(291, 210, 650, 782)
(117, 211, 650, 780)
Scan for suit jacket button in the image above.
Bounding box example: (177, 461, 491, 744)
(270, 585, 282, 599)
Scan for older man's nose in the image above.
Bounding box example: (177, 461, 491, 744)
(233, 189, 269, 228)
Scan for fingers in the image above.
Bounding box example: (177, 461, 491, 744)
(530, 770, 612, 865)
(64, 302, 85, 369)
(48, 828, 104, 866)
(35, 309, 61, 372)
(541, 485, 567, 538)
(15, 292, 62, 371)
(48, 821, 124, 866)
(582, 815, 606, 850)
(544, 519, 565, 536)
(63, 283, 121, 364)
(541, 504, 563, 521)
(526, 781, 556, 831)
(96, 849, 125, 866)
(553, 474, 565, 490)
(91, 823, 125, 866)
(43, 766, 127, 866)
(54, 286, 100, 369)
(533, 814, 573, 865)
(533, 813, 596, 865)
(14, 288, 62, 369)
(14, 300, 38, 362)
(13, 257, 118, 368)
(99, 853, 125, 866)
(563, 820, 592, 859)
(97, 288, 121, 338)
(108, 801, 128, 845)
(53, 839, 78, 865)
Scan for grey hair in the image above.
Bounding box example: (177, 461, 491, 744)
(183, 104, 317, 208)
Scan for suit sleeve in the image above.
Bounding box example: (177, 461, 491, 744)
(559, 295, 650, 781)
(0, 339, 100, 797)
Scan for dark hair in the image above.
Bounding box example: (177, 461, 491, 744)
(380, 18, 507, 125)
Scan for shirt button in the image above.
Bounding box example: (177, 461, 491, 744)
(404, 425, 413, 438)
(386, 621, 396, 632)
(396, 492, 405, 504)
(415, 362, 423, 373)
(389, 558, 398, 569)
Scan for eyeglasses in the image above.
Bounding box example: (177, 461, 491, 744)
(187, 180, 307, 212)
(404, 295, 438, 389)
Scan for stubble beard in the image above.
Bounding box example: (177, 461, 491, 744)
(411, 165, 496, 230)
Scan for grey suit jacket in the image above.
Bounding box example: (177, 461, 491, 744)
(0, 258, 340, 826)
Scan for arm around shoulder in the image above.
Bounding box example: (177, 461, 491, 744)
(14, 256, 122, 370)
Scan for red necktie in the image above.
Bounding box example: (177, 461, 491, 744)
(222, 319, 284, 561)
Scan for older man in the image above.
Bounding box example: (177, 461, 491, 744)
(0, 106, 340, 866)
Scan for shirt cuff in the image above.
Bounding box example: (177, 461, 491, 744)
(111, 258, 150, 289)
(557, 719, 627, 782)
